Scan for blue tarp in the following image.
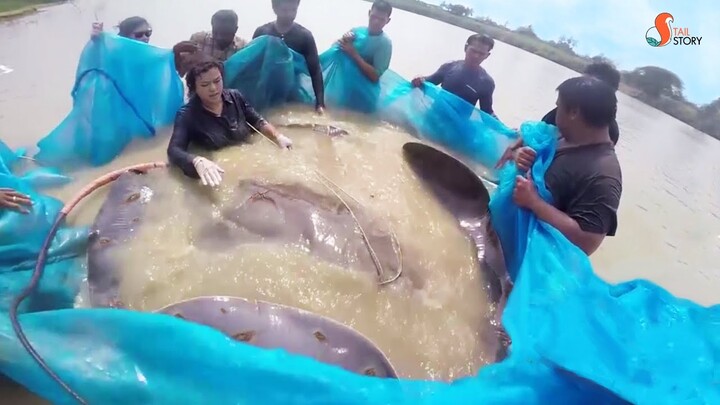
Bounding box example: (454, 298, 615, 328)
(1, 33, 718, 404)
(33, 33, 184, 168)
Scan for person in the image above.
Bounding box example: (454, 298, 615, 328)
(253, 0, 325, 114)
(541, 61, 621, 145)
(495, 61, 623, 168)
(337, 0, 393, 83)
(167, 59, 293, 187)
(90, 16, 153, 43)
(510, 76, 622, 256)
(174, 10, 247, 77)
(411, 34, 497, 116)
(0, 188, 32, 214)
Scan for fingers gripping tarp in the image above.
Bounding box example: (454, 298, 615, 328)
(33, 33, 184, 168)
(0, 140, 88, 313)
(1, 35, 719, 404)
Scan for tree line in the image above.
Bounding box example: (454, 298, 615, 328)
(436, 1, 720, 139)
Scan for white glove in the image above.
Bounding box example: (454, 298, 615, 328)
(192, 156, 225, 187)
(276, 134, 293, 149)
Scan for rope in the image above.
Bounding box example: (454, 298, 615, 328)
(246, 122, 402, 285)
(11, 162, 168, 405)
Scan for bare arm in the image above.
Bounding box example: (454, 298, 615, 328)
(347, 50, 380, 82)
(528, 199, 606, 255)
(304, 33, 325, 108)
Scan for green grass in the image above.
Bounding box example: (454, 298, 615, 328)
(0, 0, 58, 15)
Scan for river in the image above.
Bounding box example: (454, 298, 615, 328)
(0, 0, 719, 398)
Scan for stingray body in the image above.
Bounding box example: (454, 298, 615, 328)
(159, 296, 398, 378)
(402, 142, 512, 357)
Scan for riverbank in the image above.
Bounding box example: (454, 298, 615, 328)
(370, 0, 719, 140)
(0, 0, 62, 20)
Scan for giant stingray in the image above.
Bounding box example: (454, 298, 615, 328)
(86, 141, 511, 376)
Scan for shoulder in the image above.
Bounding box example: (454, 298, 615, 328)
(225, 88, 245, 101)
(478, 67, 495, 83)
(190, 31, 208, 42)
(254, 22, 273, 34)
(294, 23, 315, 39)
(174, 103, 196, 124)
(541, 108, 557, 124)
(234, 35, 248, 49)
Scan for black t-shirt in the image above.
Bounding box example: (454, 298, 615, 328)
(167, 89, 267, 178)
(252, 22, 325, 108)
(544, 142, 622, 236)
(542, 108, 620, 145)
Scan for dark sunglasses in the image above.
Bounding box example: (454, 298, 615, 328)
(132, 29, 153, 39)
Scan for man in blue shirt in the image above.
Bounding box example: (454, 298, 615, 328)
(412, 34, 496, 116)
(338, 0, 393, 83)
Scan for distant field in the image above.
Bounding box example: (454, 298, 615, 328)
(0, 0, 58, 15)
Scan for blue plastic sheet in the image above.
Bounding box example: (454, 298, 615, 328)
(0, 140, 88, 313)
(1, 34, 719, 405)
(34, 33, 184, 168)
(224, 35, 314, 111)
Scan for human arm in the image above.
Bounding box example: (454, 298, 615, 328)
(304, 33, 325, 110)
(478, 80, 495, 116)
(238, 93, 292, 148)
(411, 63, 448, 87)
(167, 109, 200, 178)
(514, 175, 621, 255)
(340, 41, 381, 83)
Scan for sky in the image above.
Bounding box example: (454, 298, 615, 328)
(427, 0, 719, 105)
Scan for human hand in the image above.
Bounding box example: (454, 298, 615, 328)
(513, 146, 537, 172)
(410, 77, 425, 88)
(192, 156, 225, 187)
(512, 173, 540, 210)
(0, 188, 33, 214)
(339, 40, 357, 56)
(341, 31, 356, 42)
(316, 105, 325, 115)
(91, 22, 103, 38)
(276, 134, 293, 149)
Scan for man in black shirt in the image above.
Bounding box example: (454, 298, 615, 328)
(253, 0, 325, 114)
(511, 76, 622, 256)
(167, 60, 292, 187)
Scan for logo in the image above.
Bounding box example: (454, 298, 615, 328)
(645, 12, 702, 47)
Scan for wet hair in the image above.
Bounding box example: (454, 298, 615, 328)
(117, 16, 149, 38)
(211, 10, 238, 27)
(185, 58, 225, 93)
(557, 76, 617, 128)
(271, 0, 300, 8)
(584, 62, 621, 91)
(371, 0, 393, 16)
(466, 34, 494, 51)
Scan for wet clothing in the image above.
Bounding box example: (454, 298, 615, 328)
(350, 27, 392, 76)
(425, 61, 495, 115)
(176, 32, 247, 77)
(542, 108, 620, 145)
(544, 142, 622, 236)
(167, 89, 267, 178)
(253, 22, 325, 108)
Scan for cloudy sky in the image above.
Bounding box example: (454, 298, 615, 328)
(427, 0, 719, 105)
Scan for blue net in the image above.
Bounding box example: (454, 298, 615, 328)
(224, 35, 314, 111)
(33, 33, 184, 168)
(0, 140, 88, 313)
(1, 33, 719, 404)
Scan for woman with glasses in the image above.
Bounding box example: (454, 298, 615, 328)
(90, 16, 153, 43)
